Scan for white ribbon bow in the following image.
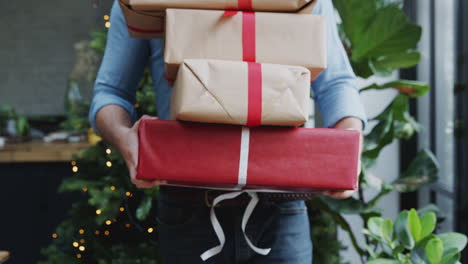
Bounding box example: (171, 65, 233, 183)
(200, 191, 271, 261)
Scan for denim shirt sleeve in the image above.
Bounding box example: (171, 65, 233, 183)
(88, 1, 150, 133)
(312, 0, 368, 128)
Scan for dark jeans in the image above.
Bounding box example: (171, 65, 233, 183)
(157, 191, 313, 264)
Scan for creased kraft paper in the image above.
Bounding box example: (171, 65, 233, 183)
(164, 8, 327, 80)
(171, 59, 311, 126)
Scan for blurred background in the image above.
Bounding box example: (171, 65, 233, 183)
(0, 0, 467, 263)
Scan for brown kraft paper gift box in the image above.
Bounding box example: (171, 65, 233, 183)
(119, 0, 318, 39)
(118, 0, 165, 39)
(170, 59, 311, 126)
(125, 0, 315, 12)
(164, 8, 327, 81)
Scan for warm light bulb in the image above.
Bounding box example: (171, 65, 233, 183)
(71, 161, 76, 166)
(52, 233, 58, 239)
(95, 230, 100, 235)
(82, 187, 88, 192)
(125, 224, 131, 228)
(79, 246, 85, 252)
(147, 227, 154, 233)
(104, 14, 110, 21)
(106, 148, 112, 154)
(72, 166, 79, 173)
(79, 239, 85, 244)
(106, 161, 112, 167)
(104, 230, 110, 236)
(110, 186, 116, 191)
(79, 229, 85, 235)
(105, 21, 111, 28)
(125, 192, 131, 197)
(119, 207, 125, 212)
(96, 209, 102, 215)
(105, 220, 112, 225)
(73, 242, 79, 248)
(76, 253, 82, 259)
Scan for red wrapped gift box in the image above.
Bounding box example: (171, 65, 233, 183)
(136, 120, 360, 192)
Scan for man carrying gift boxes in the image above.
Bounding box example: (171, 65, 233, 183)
(89, 0, 367, 263)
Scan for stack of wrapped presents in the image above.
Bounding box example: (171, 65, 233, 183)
(119, 0, 361, 260)
(118, 0, 361, 193)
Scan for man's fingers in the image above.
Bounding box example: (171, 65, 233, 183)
(131, 178, 154, 189)
(131, 178, 167, 189)
(149, 180, 168, 188)
(321, 190, 356, 199)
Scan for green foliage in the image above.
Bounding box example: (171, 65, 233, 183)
(333, 0, 422, 78)
(89, 30, 108, 55)
(307, 199, 350, 264)
(39, 28, 161, 263)
(309, 1, 446, 263)
(61, 80, 91, 133)
(0, 104, 30, 137)
(40, 141, 160, 263)
(362, 210, 466, 264)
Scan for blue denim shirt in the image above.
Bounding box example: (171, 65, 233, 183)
(89, 0, 367, 131)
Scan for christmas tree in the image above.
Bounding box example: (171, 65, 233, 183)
(38, 27, 163, 263)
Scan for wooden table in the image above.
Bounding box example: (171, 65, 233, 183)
(0, 141, 91, 163)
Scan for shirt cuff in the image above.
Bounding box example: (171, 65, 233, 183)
(317, 86, 368, 129)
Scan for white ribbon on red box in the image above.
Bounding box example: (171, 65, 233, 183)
(200, 127, 272, 261)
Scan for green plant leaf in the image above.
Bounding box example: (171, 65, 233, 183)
(321, 196, 368, 214)
(440, 248, 461, 264)
(16, 116, 30, 136)
(368, 217, 384, 237)
(408, 208, 422, 242)
(425, 237, 444, 264)
(395, 210, 415, 249)
(370, 50, 421, 74)
(136, 195, 153, 221)
(360, 80, 430, 98)
(333, 0, 377, 46)
(352, 59, 374, 78)
(366, 259, 399, 264)
(362, 108, 394, 160)
(382, 218, 393, 241)
(364, 243, 379, 259)
(411, 247, 429, 264)
(352, 5, 422, 60)
(393, 149, 439, 192)
(417, 234, 438, 250)
(363, 94, 418, 163)
(420, 212, 436, 240)
(438, 232, 468, 252)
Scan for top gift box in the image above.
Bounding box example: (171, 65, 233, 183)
(121, 0, 317, 12)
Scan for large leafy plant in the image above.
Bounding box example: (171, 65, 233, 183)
(364, 209, 467, 264)
(309, 0, 444, 263)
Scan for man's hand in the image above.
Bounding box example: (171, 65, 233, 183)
(120, 115, 167, 189)
(322, 116, 363, 199)
(95, 106, 166, 189)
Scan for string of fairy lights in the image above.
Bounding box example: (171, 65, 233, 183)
(54, 144, 158, 260)
(52, 144, 158, 259)
(49, 3, 154, 259)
